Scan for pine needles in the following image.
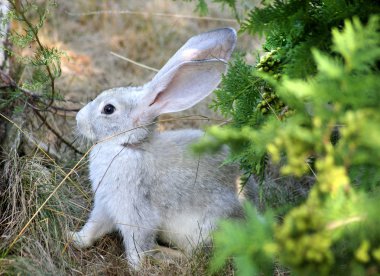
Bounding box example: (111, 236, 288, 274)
(192, 1, 380, 274)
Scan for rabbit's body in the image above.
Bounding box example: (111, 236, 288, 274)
(71, 28, 243, 268)
(88, 128, 241, 258)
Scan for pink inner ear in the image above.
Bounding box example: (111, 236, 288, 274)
(182, 45, 225, 61)
(182, 49, 201, 60)
(138, 59, 226, 120)
(182, 48, 214, 61)
(148, 91, 164, 107)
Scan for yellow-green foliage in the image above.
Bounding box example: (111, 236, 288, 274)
(195, 12, 380, 276)
(211, 203, 276, 275)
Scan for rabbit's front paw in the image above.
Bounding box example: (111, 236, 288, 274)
(126, 250, 144, 270)
(67, 231, 93, 249)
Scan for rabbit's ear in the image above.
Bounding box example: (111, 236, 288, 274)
(152, 28, 236, 83)
(136, 59, 226, 120)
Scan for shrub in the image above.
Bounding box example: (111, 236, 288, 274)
(187, 0, 380, 275)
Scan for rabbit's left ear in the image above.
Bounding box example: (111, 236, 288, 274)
(152, 28, 236, 83)
(135, 59, 226, 120)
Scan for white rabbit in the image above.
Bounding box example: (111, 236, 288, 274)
(70, 28, 244, 268)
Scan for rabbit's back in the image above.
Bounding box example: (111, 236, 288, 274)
(143, 129, 242, 249)
(144, 129, 241, 214)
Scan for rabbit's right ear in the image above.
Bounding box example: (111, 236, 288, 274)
(132, 28, 237, 123)
(152, 28, 237, 84)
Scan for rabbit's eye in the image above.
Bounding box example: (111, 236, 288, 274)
(103, 104, 115, 115)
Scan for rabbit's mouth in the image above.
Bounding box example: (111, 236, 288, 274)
(76, 123, 96, 142)
(76, 116, 96, 141)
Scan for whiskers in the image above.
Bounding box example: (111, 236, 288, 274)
(72, 127, 92, 149)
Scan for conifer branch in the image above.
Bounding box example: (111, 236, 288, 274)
(9, 0, 58, 110)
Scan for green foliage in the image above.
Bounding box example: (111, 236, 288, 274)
(240, 0, 380, 78)
(196, 49, 290, 176)
(188, 0, 380, 274)
(1, 0, 64, 111)
(211, 203, 276, 276)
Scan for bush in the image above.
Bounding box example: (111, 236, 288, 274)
(188, 0, 380, 275)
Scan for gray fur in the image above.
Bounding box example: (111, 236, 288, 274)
(70, 28, 244, 269)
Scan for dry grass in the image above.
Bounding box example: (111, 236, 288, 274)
(1, 0, 259, 275)
(0, 150, 235, 275)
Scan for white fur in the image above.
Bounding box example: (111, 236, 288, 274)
(70, 28, 243, 269)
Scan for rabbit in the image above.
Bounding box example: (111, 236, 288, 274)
(70, 28, 245, 269)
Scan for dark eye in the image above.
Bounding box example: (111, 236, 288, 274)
(103, 104, 115, 115)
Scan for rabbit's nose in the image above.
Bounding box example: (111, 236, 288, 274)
(76, 108, 87, 127)
(76, 109, 82, 122)
(75, 110, 93, 139)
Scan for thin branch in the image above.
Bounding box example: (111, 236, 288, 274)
(67, 9, 237, 23)
(326, 216, 363, 230)
(45, 105, 80, 113)
(258, 88, 281, 121)
(34, 110, 83, 155)
(110, 51, 159, 72)
(24, 134, 61, 160)
(306, 162, 317, 179)
(93, 146, 125, 194)
(0, 69, 80, 112)
(0, 69, 40, 99)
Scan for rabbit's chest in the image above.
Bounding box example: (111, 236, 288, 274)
(88, 144, 144, 194)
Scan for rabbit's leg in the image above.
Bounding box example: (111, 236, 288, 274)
(161, 212, 215, 255)
(69, 205, 115, 248)
(119, 226, 157, 269)
(118, 221, 157, 269)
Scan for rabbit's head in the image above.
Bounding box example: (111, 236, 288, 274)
(76, 28, 237, 144)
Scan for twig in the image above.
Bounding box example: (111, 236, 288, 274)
(45, 105, 80, 113)
(326, 216, 363, 230)
(110, 51, 159, 72)
(25, 134, 61, 160)
(67, 9, 237, 23)
(34, 110, 83, 155)
(306, 162, 317, 179)
(258, 88, 281, 121)
(0, 69, 40, 99)
(0, 69, 80, 112)
(218, 118, 232, 126)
